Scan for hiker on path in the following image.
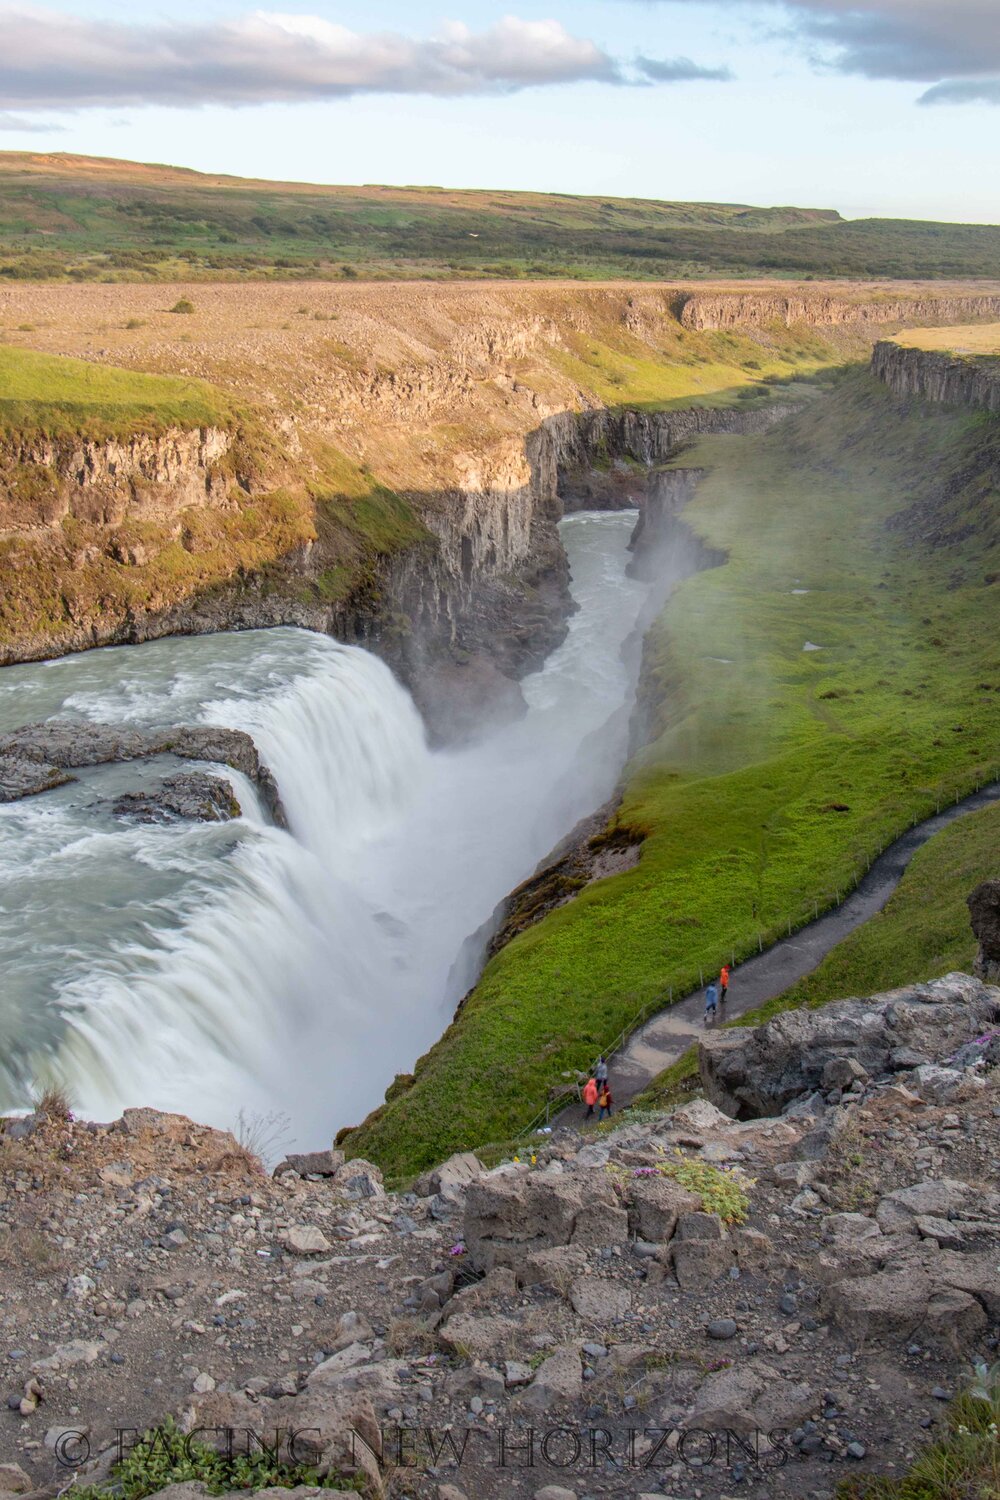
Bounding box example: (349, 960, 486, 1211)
(583, 1077, 598, 1120)
(705, 980, 719, 1024)
(598, 1082, 613, 1120)
(719, 964, 730, 1006)
(595, 1055, 609, 1088)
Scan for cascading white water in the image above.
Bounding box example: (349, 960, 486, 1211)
(0, 512, 649, 1147)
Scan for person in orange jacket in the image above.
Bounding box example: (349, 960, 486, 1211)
(583, 1077, 598, 1119)
(719, 963, 731, 1006)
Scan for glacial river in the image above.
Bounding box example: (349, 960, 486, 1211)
(0, 511, 649, 1148)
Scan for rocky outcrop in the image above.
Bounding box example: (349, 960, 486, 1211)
(0, 754, 72, 801)
(463, 1170, 628, 1271)
(0, 719, 287, 826)
(699, 972, 999, 1119)
(871, 339, 1000, 414)
(109, 770, 241, 824)
(555, 400, 798, 507)
(682, 291, 1000, 332)
(969, 880, 1000, 983)
(0, 428, 233, 536)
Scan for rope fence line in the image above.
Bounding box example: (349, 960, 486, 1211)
(504, 770, 1000, 1144)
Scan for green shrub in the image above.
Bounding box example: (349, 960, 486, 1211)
(65, 1416, 361, 1500)
(608, 1150, 752, 1224)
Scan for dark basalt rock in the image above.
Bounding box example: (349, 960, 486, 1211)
(0, 754, 73, 803)
(699, 973, 1000, 1119)
(0, 719, 287, 828)
(111, 771, 241, 825)
(968, 880, 1000, 984)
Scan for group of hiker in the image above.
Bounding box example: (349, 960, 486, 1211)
(704, 962, 730, 1023)
(581, 962, 734, 1122)
(582, 1054, 613, 1121)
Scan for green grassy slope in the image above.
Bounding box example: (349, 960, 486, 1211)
(2, 153, 1000, 282)
(0, 346, 238, 439)
(754, 801, 998, 1016)
(343, 370, 1000, 1179)
(631, 799, 1000, 1112)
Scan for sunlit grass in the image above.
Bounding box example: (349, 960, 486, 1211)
(0, 346, 237, 439)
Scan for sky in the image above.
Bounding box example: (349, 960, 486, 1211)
(0, 0, 998, 222)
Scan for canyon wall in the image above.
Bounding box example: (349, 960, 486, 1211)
(871, 339, 1000, 415)
(681, 290, 1000, 332)
(0, 428, 233, 537)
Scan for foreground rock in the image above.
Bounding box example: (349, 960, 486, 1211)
(699, 972, 999, 1117)
(0, 755, 73, 802)
(1, 971, 997, 1500)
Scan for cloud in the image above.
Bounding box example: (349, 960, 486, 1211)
(919, 78, 1000, 106)
(658, 0, 1000, 103)
(635, 55, 735, 82)
(0, 110, 62, 131)
(0, 7, 732, 112)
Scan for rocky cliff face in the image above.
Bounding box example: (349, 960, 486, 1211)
(871, 339, 1000, 414)
(0, 427, 233, 536)
(681, 291, 1000, 331)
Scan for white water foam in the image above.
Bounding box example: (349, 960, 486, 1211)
(0, 512, 652, 1147)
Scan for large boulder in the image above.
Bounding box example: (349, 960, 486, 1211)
(110, 771, 240, 824)
(182, 1385, 385, 1491)
(438, 1313, 521, 1360)
(825, 1243, 997, 1347)
(627, 1176, 700, 1242)
(414, 1151, 483, 1203)
(517, 1244, 590, 1291)
(516, 1349, 583, 1411)
(688, 1359, 815, 1435)
(827, 1272, 986, 1348)
(874, 1178, 987, 1234)
(463, 1170, 627, 1271)
(969, 880, 1000, 983)
(699, 974, 999, 1118)
(275, 1148, 345, 1178)
(334, 1158, 384, 1200)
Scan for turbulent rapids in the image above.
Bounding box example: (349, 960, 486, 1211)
(0, 512, 649, 1147)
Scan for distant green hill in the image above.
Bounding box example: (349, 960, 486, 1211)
(0, 152, 998, 282)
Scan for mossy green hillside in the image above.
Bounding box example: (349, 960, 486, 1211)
(343, 371, 1000, 1179)
(632, 798, 1000, 1112)
(543, 318, 839, 411)
(0, 345, 239, 439)
(744, 800, 999, 1022)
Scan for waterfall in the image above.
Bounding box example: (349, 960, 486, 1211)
(0, 512, 651, 1150)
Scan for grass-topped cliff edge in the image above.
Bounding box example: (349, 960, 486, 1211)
(0, 345, 432, 659)
(343, 367, 1000, 1180)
